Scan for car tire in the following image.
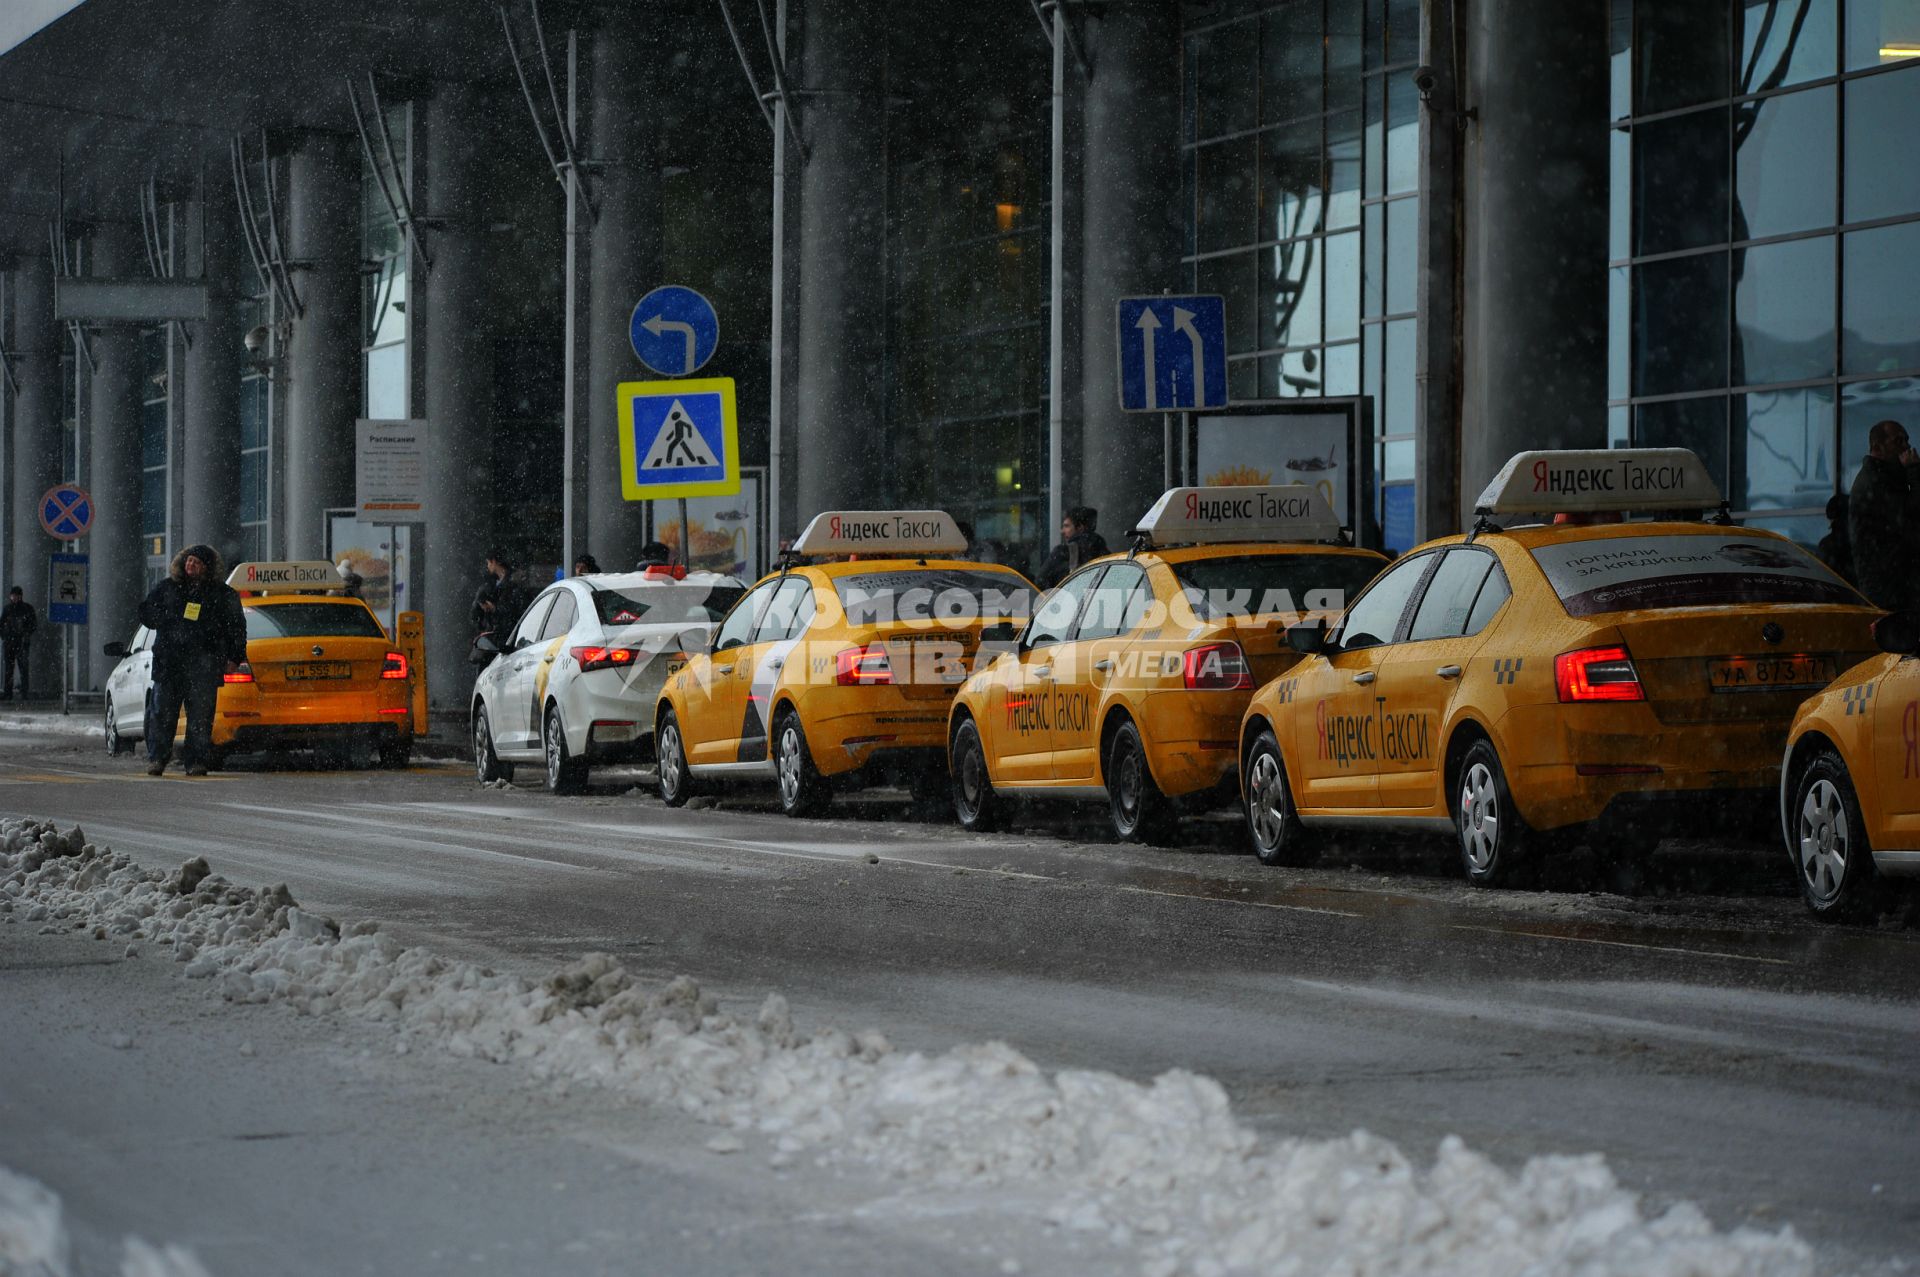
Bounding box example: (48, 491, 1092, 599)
(1106, 719, 1176, 845)
(473, 706, 513, 784)
(544, 705, 589, 795)
(950, 717, 1000, 832)
(774, 709, 831, 817)
(1244, 730, 1315, 866)
(655, 708, 696, 807)
(104, 699, 134, 756)
(1454, 739, 1535, 888)
(1791, 749, 1882, 922)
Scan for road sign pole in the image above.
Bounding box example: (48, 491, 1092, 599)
(677, 497, 691, 569)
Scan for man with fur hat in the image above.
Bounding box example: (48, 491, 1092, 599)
(137, 544, 248, 776)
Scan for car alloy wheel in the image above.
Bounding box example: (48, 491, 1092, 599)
(1244, 732, 1312, 867)
(473, 707, 512, 784)
(656, 711, 692, 806)
(1106, 721, 1173, 844)
(104, 700, 125, 755)
(774, 711, 828, 817)
(1797, 777, 1849, 903)
(1791, 749, 1879, 921)
(1459, 759, 1501, 875)
(951, 718, 998, 831)
(544, 705, 587, 795)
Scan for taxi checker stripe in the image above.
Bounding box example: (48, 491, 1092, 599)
(1493, 657, 1523, 685)
(1844, 684, 1876, 716)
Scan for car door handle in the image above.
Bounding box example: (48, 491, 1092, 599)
(1033, 666, 1052, 679)
(1436, 664, 1462, 679)
(766, 659, 783, 671)
(1094, 659, 1113, 672)
(1352, 671, 1375, 684)
(714, 664, 734, 675)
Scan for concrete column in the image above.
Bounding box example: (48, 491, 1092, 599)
(585, 6, 662, 569)
(8, 258, 62, 697)
(283, 132, 361, 559)
(1078, 0, 1183, 533)
(85, 222, 145, 691)
(793, 0, 887, 521)
(1459, 0, 1608, 510)
(183, 194, 247, 562)
(418, 83, 495, 708)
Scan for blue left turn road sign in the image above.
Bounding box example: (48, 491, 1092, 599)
(630, 285, 720, 378)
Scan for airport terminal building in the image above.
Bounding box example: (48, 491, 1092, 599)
(2, 0, 1916, 704)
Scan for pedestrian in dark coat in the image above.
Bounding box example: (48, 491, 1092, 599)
(1817, 494, 1855, 587)
(1847, 420, 1920, 612)
(137, 544, 248, 775)
(0, 587, 36, 700)
(1036, 507, 1111, 590)
(470, 551, 531, 665)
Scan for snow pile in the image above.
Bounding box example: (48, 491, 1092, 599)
(0, 816, 1819, 1277)
(0, 713, 100, 740)
(0, 1165, 209, 1277)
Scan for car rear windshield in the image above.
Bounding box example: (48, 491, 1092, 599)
(1173, 553, 1384, 619)
(832, 569, 1035, 626)
(592, 584, 746, 627)
(1529, 533, 1865, 617)
(245, 602, 386, 639)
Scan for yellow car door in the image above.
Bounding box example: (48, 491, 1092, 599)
(737, 576, 815, 761)
(1292, 552, 1435, 812)
(1050, 563, 1150, 783)
(685, 578, 779, 765)
(1375, 548, 1510, 810)
(1873, 653, 1920, 849)
(996, 567, 1103, 784)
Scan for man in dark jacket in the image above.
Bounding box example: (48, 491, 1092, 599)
(1847, 419, 1920, 613)
(0, 587, 36, 701)
(137, 544, 248, 776)
(1036, 507, 1110, 590)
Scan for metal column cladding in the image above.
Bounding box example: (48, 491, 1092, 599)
(284, 131, 362, 560)
(84, 221, 145, 692)
(9, 257, 65, 699)
(418, 81, 494, 710)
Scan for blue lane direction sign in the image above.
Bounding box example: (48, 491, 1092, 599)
(1116, 294, 1229, 412)
(629, 285, 720, 378)
(48, 553, 88, 625)
(38, 484, 93, 539)
(617, 377, 741, 500)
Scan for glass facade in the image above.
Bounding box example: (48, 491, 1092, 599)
(363, 103, 410, 422)
(1610, 0, 1920, 548)
(239, 292, 271, 563)
(139, 324, 166, 543)
(1184, 0, 1422, 534)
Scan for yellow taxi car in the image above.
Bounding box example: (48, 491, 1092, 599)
(654, 511, 1036, 816)
(216, 561, 421, 767)
(1238, 449, 1881, 887)
(946, 486, 1388, 841)
(1779, 609, 1920, 919)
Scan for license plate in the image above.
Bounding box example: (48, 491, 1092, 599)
(1708, 654, 1836, 693)
(284, 661, 352, 681)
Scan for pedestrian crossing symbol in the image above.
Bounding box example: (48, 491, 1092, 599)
(616, 377, 740, 500)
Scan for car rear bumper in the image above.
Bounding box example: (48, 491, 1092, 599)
(218, 720, 409, 753)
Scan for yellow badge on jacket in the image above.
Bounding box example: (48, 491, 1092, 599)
(184, 602, 201, 621)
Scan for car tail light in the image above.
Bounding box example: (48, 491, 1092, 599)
(835, 644, 893, 686)
(222, 662, 254, 685)
(381, 651, 409, 680)
(1183, 642, 1253, 691)
(1555, 645, 1644, 702)
(570, 646, 640, 673)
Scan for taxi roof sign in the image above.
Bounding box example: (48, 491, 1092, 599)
(1135, 485, 1342, 547)
(1475, 448, 1724, 516)
(791, 510, 969, 557)
(226, 561, 345, 593)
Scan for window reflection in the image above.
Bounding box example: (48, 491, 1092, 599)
(1846, 0, 1920, 69)
(1262, 121, 1324, 242)
(1263, 236, 1322, 349)
(1197, 139, 1257, 253)
(1635, 107, 1729, 254)
(1736, 387, 1836, 509)
(1842, 221, 1920, 374)
(1841, 378, 1920, 486)
(1262, 3, 1322, 125)
(1634, 253, 1729, 395)
(1844, 66, 1920, 223)
(1737, 0, 1836, 91)
(1637, 0, 1731, 113)
(1733, 235, 1834, 386)
(1733, 87, 1833, 239)
(1638, 397, 1730, 489)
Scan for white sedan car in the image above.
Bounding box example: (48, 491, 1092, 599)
(101, 626, 157, 754)
(471, 569, 745, 793)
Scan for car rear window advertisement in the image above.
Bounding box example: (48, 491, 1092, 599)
(1173, 553, 1383, 620)
(593, 585, 746, 627)
(831, 570, 1036, 626)
(245, 602, 387, 639)
(1529, 535, 1864, 616)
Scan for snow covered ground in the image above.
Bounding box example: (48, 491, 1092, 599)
(0, 713, 99, 740)
(0, 1163, 207, 1277)
(0, 814, 1834, 1276)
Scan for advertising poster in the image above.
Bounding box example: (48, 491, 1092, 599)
(1529, 534, 1858, 617)
(654, 472, 762, 582)
(327, 512, 412, 633)
(1191, 401, 1375, 545)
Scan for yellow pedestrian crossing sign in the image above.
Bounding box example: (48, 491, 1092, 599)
(616, 377, 740, 500)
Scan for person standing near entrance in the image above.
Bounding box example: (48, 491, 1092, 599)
(1847, 419, 1920, 613)
(137, 544, 247, 776)
(1036, 507, 1110, 590)
(0, 587, 36, 701)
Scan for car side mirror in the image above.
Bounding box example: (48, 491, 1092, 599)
(979, 621, 1019, 644)
(1875, 610, 1920, 655)
(102, 641, 129, 659)
(473, 634, 501, 655)
(676, 627, 711, 655)
(1285, 617, 1330, 654)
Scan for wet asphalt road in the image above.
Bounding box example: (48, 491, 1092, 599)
(2, 719, 1916, 1268)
